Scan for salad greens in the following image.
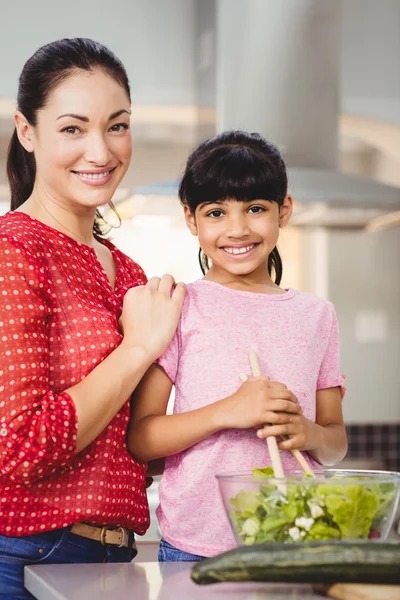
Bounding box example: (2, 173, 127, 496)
(230, 467, 397, 545)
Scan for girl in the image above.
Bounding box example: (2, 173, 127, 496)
(0, 38, 185, 598)
(128, 130, 347, 561)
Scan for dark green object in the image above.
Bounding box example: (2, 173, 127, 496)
(191, 540, 400, 585)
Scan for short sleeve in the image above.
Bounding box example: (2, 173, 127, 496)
(155, 323, 180, 384)
(317, 302, 345, 393)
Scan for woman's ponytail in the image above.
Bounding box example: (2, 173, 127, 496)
(7, 129, 36, 210)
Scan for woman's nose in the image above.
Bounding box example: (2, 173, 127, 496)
(84, 133, 112, 165)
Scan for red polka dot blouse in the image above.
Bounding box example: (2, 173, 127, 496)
(0, 211, 150, 536)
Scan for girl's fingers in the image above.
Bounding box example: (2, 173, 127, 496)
(266, 399, 302, 414)
(278, 436, 303, 450)
(265, 411, 294, 425)
(267, 381, 287, 391)
(266, 389, 299, 403)
(257, 423, 297, 439)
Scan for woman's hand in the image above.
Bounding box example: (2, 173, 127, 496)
(257, 413, 319, 452)
(217, 377, 302, 431)
(120, 275, 186, 361)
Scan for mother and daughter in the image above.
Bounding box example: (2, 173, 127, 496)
(0, 37, 346, 597)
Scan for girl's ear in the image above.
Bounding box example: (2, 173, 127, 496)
(14, 112, 35, 153)
(183, 205, 198, 236)
(279, 194, 293, 228)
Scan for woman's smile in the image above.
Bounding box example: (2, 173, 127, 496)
(72, 166, 117, 186)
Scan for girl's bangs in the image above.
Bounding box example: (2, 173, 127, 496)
(190, 148, 286, 206)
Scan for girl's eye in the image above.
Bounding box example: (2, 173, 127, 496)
(248, 205, 266, 214)
(61, 126, 81, 135)
(109, 123, 129, 133)
(207, 210, 224, 218)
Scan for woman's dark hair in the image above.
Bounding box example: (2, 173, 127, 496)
(7, 38, 130, 236)
(179, 130, 288, 284)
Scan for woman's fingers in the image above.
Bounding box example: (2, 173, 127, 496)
(157, 274, 176, 296)
(172, 281, 187, 305)
(146, 276, 161, 291)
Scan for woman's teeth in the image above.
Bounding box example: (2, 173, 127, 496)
(76, 170, 112, 180)
(223, 244, 255, 255)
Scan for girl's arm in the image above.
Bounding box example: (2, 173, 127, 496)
(128, 364, 227, 462)
(128, 366, 303, 462)
(259, 386, 347, 466)
(306, 387, 347, 465)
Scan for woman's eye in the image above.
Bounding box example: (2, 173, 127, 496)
(61, 126, 80, 135)
(109, 123, 129, 133)
(207, 210, 224, 218)
(248, 206, 265, 214)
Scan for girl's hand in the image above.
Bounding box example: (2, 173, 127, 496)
(218, 377, 302, 431)
(120, 275, 186, 361)
(257, 413, 319, 452)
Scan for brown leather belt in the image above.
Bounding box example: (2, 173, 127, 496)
(71, 523, 133, 548)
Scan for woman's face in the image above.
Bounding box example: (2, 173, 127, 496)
(23, 68, 132, 210)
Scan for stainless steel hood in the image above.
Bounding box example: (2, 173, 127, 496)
(215, 0, 400, 230)
(288, 168, 400, 229)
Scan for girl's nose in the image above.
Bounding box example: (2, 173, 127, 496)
(84, 134, 112, 165)
(226, 214, 251, 238)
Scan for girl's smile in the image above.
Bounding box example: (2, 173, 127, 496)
(220, 242, 261, 259)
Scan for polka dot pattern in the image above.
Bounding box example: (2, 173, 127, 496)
(0, 211, 149, 536)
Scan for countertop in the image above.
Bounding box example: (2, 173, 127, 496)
(25, 561, 320, 600)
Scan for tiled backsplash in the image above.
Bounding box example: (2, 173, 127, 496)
(345, 423, 400, 472)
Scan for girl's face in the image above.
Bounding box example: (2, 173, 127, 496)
(16, 68, 132, 210)
(184, 196, 292, 279)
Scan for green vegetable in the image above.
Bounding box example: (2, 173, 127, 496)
(229, 468, 396, 544)
(191, 540, 400, 585)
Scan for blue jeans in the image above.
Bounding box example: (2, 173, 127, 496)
(0, 527, 136, 600)
(158, 538, 204, 562)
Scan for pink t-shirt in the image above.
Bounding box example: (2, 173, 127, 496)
(156, 280, 343, 557)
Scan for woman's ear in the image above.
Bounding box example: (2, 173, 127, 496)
(183, 205, 198, 236)
(279, 194, 293, 228)
(14, 112, 35, 153)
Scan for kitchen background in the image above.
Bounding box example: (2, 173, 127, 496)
(0, 0, 399, 550)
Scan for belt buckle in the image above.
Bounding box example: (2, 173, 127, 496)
(116, 527, 128, 548)
(100, 526, 108, 546)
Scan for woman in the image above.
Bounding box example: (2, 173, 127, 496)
(0, 38, 185, 598)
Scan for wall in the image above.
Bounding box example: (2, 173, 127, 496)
(302, 228, 400, 424)
(341, 0, 400, 125)
(0, 0, 197, 106)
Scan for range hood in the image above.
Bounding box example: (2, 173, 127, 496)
(213, 0, 400, 230)
(287, 168, 400, 229)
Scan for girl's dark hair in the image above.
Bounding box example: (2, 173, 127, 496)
(179, 130, 288, 284)
(7, 38, 131, 236)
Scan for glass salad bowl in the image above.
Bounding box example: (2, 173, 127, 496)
(216, 468, 400, 546)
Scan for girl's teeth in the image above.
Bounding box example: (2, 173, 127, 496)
(77, 171, 111, 180)
(224, 244, 255, 255)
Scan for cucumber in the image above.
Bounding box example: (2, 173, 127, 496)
(191, 540, 400, 585)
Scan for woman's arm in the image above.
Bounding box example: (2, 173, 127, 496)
(0, 239, 186, 483)
(128, 365, 303, 463)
